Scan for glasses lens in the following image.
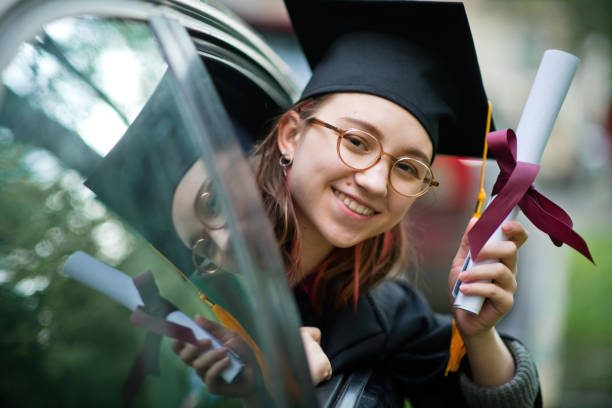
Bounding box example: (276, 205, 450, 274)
(390, 158, 433, 196)
(196, 180, 226, 229)
(192, 236, 221, 273)
(338, 130, 380, 170)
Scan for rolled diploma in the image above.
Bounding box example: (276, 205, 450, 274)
(63, 251, 243, 382)
(453, 50, 580, 314)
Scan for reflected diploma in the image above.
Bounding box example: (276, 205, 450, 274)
(63, 250, 243, 382)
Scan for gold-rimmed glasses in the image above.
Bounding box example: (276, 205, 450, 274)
(306, 117, 439, 197)
(191, 179, 227, 274)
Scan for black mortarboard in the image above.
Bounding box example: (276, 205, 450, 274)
(285, 0, 493, 159)
(85, 73, 197, 273)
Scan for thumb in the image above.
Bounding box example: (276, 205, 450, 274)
(195, 314, 225, 337)
(300, 326, 322, 344)
(457, 217, 479, 259)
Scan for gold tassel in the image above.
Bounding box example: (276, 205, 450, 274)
(444, 319, 466, 376)
(473, 101, 492, 219)
(151, 246, 269, 380)
(211, 301, 268, 380)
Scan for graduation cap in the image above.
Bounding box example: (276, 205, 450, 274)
(85, 73, 198, 273)
(284, 0, 493, 159)
(84, 73, 262, 343)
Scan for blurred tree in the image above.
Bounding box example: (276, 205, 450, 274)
(0, 14, 243, 405)
(0, 137, 193, 407)
(490, 0, 612, 55)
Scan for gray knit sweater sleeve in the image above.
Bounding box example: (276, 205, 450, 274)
(459, 339, 540, 408)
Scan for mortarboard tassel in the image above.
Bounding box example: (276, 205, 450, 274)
(445, 101, 492, 376)
(150, 245, 269, 382)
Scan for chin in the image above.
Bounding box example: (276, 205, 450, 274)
(324, 229, 371, 249)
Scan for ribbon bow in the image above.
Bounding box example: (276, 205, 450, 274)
(122, 270, 199, 406)
(468, 129, 594, 264)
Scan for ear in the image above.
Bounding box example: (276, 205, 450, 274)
(277, 110, 302, 157)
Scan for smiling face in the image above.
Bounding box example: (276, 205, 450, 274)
(278, 92, 433, 253)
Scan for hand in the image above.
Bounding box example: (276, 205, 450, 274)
(448, 219, 528, 338)
(300, 326, 332, 385)
(171, 315, 256, 397)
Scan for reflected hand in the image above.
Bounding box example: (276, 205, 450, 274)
(171, 315, 255, 397)
(448, 219, 528, 338)
(300, 326, 332, 385)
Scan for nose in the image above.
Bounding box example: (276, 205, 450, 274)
(353, 159, 390, 196)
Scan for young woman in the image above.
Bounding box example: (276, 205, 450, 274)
(172, 1, 542, 406)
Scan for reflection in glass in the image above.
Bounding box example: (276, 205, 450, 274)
(2, 16, 166, 157)
(1, 11, 312, 408)
(0, 17, 235, 408)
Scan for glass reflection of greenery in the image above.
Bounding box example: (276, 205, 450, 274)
(0, 17, 237, 408)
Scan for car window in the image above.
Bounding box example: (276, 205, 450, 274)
(0, 10, 313, 408)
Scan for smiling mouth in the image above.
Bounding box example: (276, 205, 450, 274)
(333, 189, 376, 216)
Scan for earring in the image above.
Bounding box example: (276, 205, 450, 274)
(279, 153, 293, 168)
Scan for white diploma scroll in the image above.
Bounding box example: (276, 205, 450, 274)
(452, 50, 580, 314)
(63, 251, 243, 382)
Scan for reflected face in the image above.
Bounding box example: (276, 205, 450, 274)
(172, 160, 230, 271)
(287, 93, 433, 249)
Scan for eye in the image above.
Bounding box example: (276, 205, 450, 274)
(342, 131, 376, 153)
(397, 161, 416, 173)
(394, 160, 421, 178)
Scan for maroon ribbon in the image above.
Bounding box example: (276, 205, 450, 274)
(122, 270, 199, 406)
(468, 129, 594, 263)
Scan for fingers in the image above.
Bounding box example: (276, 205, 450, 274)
(459, 217, 480, 253)
(473, 240, 518, 271)
(450, 217, 480, 273)
(458, 261, 516, 315)
(195, 314, 226, 337)
(193, 346, 228, 378)
(173, 338, 233, 391)
(204, 356, 231, 385)
(458, 280, 514, 312)
(300, 326, 322, 344)
(459, 262, 516, 292)
(173, 338, 213, 364)
(472, 221, 527, 266)
(501, 221, 528, 248)
(301, 327, 332, 385)
(171, 339, 183, 354)
(171, 320, 255, 398)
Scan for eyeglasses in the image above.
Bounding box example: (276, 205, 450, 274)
(306, 117, 439, 197)
(191, 179, 227, 274)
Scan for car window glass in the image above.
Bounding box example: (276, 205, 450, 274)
(0, 15, 311, 407)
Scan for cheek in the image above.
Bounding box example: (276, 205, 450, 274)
(291, 143, 344, 187)
(386, 197, 415, 225)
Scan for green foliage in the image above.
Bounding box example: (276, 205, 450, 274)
(0, 14, 247, 407)
(0, 137, 213, 407)
(489, 0, 612, 57)
(563, 233, 612, 394)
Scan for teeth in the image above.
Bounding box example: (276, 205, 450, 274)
(335, 190, 374, 216)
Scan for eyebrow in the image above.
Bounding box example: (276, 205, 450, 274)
(339, 116, 432, 163)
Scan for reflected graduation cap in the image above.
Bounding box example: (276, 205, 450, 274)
(84, 72, 265, 345)
(84, 52, 278, 272)
(85, 73, 198, 273)
(285, 0, 493, 159)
